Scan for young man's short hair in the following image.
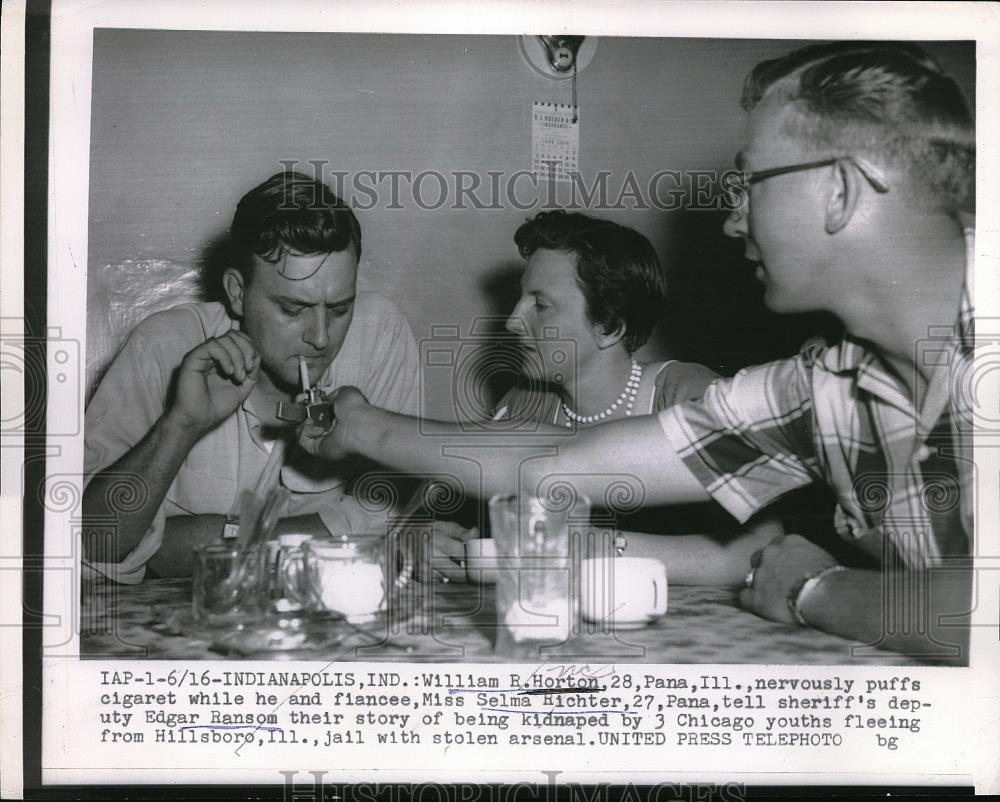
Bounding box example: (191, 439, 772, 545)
(230, 171, 362, 281)
(513, 210, 668, 354)
(743, 41, 974, 216)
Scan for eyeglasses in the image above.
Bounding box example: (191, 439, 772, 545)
(729, 156, 890, 206)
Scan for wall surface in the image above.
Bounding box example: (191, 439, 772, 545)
(87, 31, 975, 417)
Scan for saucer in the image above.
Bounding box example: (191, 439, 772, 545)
(582, 613, 662, 630)
(212, 617, 346, 656)
(609, 618, 658, 630)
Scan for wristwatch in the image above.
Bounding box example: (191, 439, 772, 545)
(221, 514, 240, 540)
(787, 565, 847, 625)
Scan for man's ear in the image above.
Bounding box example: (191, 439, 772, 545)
(593, 320, 626, 350)
(223, 267, 246, 317)
(825, 159, 861, 235)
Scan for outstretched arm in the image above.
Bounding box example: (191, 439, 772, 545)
(299, 388, 711, 506)
(624, 513, 783, 587)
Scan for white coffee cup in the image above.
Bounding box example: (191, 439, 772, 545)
(464, 538, 498, 584)
(580, 556, 668, 628)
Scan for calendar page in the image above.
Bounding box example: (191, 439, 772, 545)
(531, 101, 579, 182)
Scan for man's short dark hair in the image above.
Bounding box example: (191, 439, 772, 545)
(743, 41, 974, 215)
(230, 171, 362, 280)
(513, 210, 667, 354)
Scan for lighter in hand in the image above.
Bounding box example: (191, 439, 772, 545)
(275, 357, 335, 431)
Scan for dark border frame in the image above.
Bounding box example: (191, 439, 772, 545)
(23, 0, 51, 794)
(16, 7, 978, 797)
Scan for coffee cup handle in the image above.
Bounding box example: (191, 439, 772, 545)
(279, 551, 311, 608)
(651, 573, 668, 616)
(395, 548, 413, 590)
(390, 530, 413, 590)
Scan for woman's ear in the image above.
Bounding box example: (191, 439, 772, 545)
(825, 159, 861, 235)
(593, 320, 626, 350)
(223, 268, 246, 317)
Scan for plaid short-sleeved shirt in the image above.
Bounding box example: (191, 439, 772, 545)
(659, 234, 974, 569)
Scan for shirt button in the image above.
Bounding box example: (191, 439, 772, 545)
(915, 444, 933, 462)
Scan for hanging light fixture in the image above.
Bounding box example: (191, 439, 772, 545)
(519, 35, 598, 79)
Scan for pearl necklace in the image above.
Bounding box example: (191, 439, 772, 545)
(561, 360, 643, 427)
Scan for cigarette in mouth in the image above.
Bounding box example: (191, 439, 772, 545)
(298, 356, 310, 392)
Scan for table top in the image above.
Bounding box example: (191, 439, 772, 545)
(80, 577, 938, 665)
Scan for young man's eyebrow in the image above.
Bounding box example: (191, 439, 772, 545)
(274, 294, 356, 308)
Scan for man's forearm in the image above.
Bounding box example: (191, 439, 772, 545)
(623, 515, 781, 586)
(149, 514, 226, 577)
(83, 412, 203, 563)
(800, 565, 972, 662)
(342, 406, 709, 505)
(148, 513, 332, 577)
(342, 406, 491, 489)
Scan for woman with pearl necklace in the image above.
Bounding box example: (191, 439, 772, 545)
(432, 211, 782, 584)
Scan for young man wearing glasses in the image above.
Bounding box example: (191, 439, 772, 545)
(302, 42, 976, 659)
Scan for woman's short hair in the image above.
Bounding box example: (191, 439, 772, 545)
(742, 41, 974, 216)
(514, 210, 667, 354)
(230, 171, 362, 280)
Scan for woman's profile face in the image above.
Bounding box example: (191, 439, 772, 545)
(504, 247, 600, 386)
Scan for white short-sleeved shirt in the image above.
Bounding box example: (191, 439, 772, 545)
(84, 293, 420, 583)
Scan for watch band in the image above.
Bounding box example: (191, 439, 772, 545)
(788, 565, 848, 626)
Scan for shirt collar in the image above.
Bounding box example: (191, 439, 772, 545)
(816, 336, 913, 411)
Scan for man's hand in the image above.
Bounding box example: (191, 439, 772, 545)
(738, 534, 838, 624)
(169, 331, 260, 433)
(84, 332, 259, 565)
(298, 386, 370, 462)
(411, 522, 480, 584)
